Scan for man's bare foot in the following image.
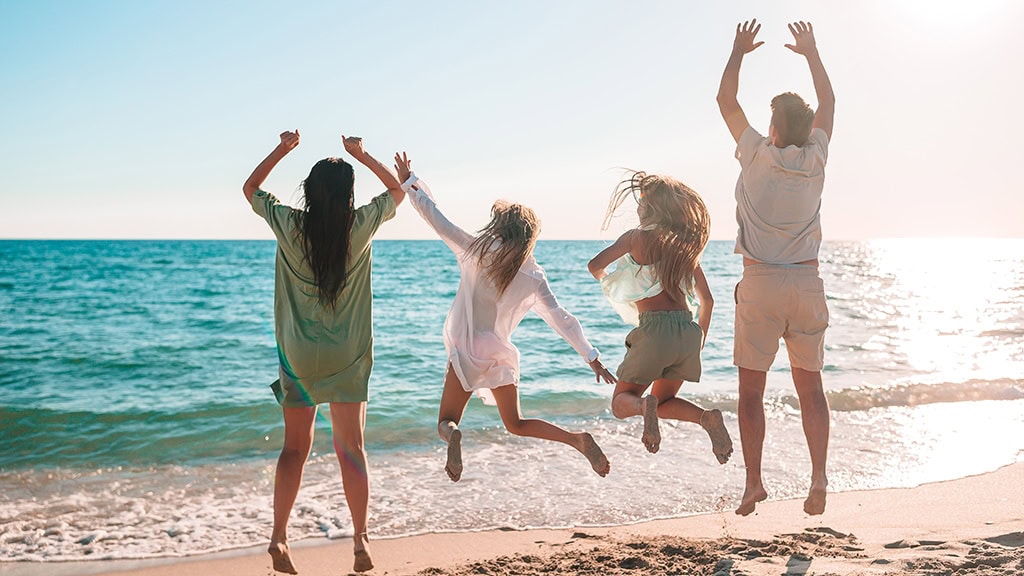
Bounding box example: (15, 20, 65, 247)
(268, 541, 297, 574)
(578, 433, 610, 477)
(353, 533, 373, 573)
(804, 481, 827, 515)
(699, 409, 733, 464)
(445, 428, 463, 482)
(735, 486, 768, 516)
(641, 395, 660, 454)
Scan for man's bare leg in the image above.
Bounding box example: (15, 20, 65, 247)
(793, 367, 830, 515)
(736, 367, 768, 515)
(438, 363, 472, 482)
(611, 381, 660, 453)
(491, 384, 611, 476)
(269, 405, 317, 574)
(651, 379, 733, 464)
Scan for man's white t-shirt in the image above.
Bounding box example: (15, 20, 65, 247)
(734, 125, 829, 264)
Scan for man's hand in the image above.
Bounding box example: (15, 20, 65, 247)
(733, 19, 764, 54)
(394, 151, 412, 183)
(342, 135, 364, 157)
(279, 130, 300, 151)
(785, 21, 817, 56)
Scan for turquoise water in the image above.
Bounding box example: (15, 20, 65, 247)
(2, 239, 1023, 561)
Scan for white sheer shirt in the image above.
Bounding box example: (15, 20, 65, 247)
(401, 174, 598, 403)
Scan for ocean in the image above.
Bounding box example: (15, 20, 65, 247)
(1, 239, 1023, 562)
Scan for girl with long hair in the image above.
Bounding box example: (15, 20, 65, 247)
(393, 153, 615, 482)
(242, 131, 404, 574)
(588, 171, 733, 463)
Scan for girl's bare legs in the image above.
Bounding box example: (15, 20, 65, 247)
(437, 363, 473, 482)
(490, 384, 610, 477)
(270, 405, 317, 574)
(328, 402, 373, 573)
(611, 381, 661, 453)
(651, 379, 733, 464)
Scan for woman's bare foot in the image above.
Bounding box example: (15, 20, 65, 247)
(804, 479, 828, 515)
(353, 533, 373, 573)
(445, 428, 463, 482)
(699, 409, 733, 464)
(577, 433, 610, 477)
(268, 541, 298, 574)
(641, 395, 660, 453)
(735, 485, 768, 516)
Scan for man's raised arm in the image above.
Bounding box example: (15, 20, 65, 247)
(786, 21, 835, 140)
(717, 19, 764, 144)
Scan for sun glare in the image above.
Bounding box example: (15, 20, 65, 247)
(891, 0, 1012, 31)
(866, 238, 1024, 384)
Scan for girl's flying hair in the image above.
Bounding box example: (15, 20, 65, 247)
(467, 200, 541, 296)
(603, 171, 710, 302)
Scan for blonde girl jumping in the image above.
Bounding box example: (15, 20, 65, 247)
(588, 172, 732, 463)
(394, 153, 615, 482)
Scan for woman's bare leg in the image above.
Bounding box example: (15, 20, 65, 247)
(328, 402, 373, 573)
(651, 379, 733, 464)
(269, 405, 317, 574)
(437, 363, 473, 481)
(610, 380, 660, 453)
(490, 384, 610, 477)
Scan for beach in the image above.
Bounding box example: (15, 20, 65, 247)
(3, 461, 1019, 576)
(2, 239, 1023, 573)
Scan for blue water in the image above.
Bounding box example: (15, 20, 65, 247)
(2, 239, 1023, 561)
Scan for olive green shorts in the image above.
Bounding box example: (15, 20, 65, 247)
(616, 310, 703, 385)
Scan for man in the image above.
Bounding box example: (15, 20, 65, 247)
(716, 19, 835, 516)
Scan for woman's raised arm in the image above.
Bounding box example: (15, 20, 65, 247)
(242, 130, 300, 203)
(342, 135, 406, 207)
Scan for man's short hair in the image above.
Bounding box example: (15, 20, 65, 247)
(770, 92, 815, 147)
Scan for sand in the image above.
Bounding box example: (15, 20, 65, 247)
(2, 462, 1022, 576)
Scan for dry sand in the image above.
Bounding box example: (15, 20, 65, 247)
(3, 462, 1022, 576)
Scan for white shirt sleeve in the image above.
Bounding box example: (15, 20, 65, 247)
(401, 174, 475, 254)
(808, 127, 830, 165)
(530, 274, 598, 362)
(735, 125, 766, 170)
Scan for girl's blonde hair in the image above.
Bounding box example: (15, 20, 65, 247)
(468, 200, 541, 296)
(602, 171, 710, 302)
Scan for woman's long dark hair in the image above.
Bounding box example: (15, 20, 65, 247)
(299, 158, 355, 308)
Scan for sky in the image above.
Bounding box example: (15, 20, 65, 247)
(1, 0, 1022, 241)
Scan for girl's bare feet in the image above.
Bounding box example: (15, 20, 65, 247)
(268, 541, 297, 574)
(445, 428, 463, 482)
(699, 409, 733, 464)
(353, 532, 373, 573)
(577, 432, 610, 477)
(641, 395, 661, 453)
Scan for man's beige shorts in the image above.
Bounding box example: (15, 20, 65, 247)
(734, 265, 829, 372)
(617, 310, 703, 385)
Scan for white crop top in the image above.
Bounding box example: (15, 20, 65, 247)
(600, 254, 663, 326)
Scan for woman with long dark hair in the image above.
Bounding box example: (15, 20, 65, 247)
(242, 131, 404, 574)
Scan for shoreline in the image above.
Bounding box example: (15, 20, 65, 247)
(4, 460, 1022, 576)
